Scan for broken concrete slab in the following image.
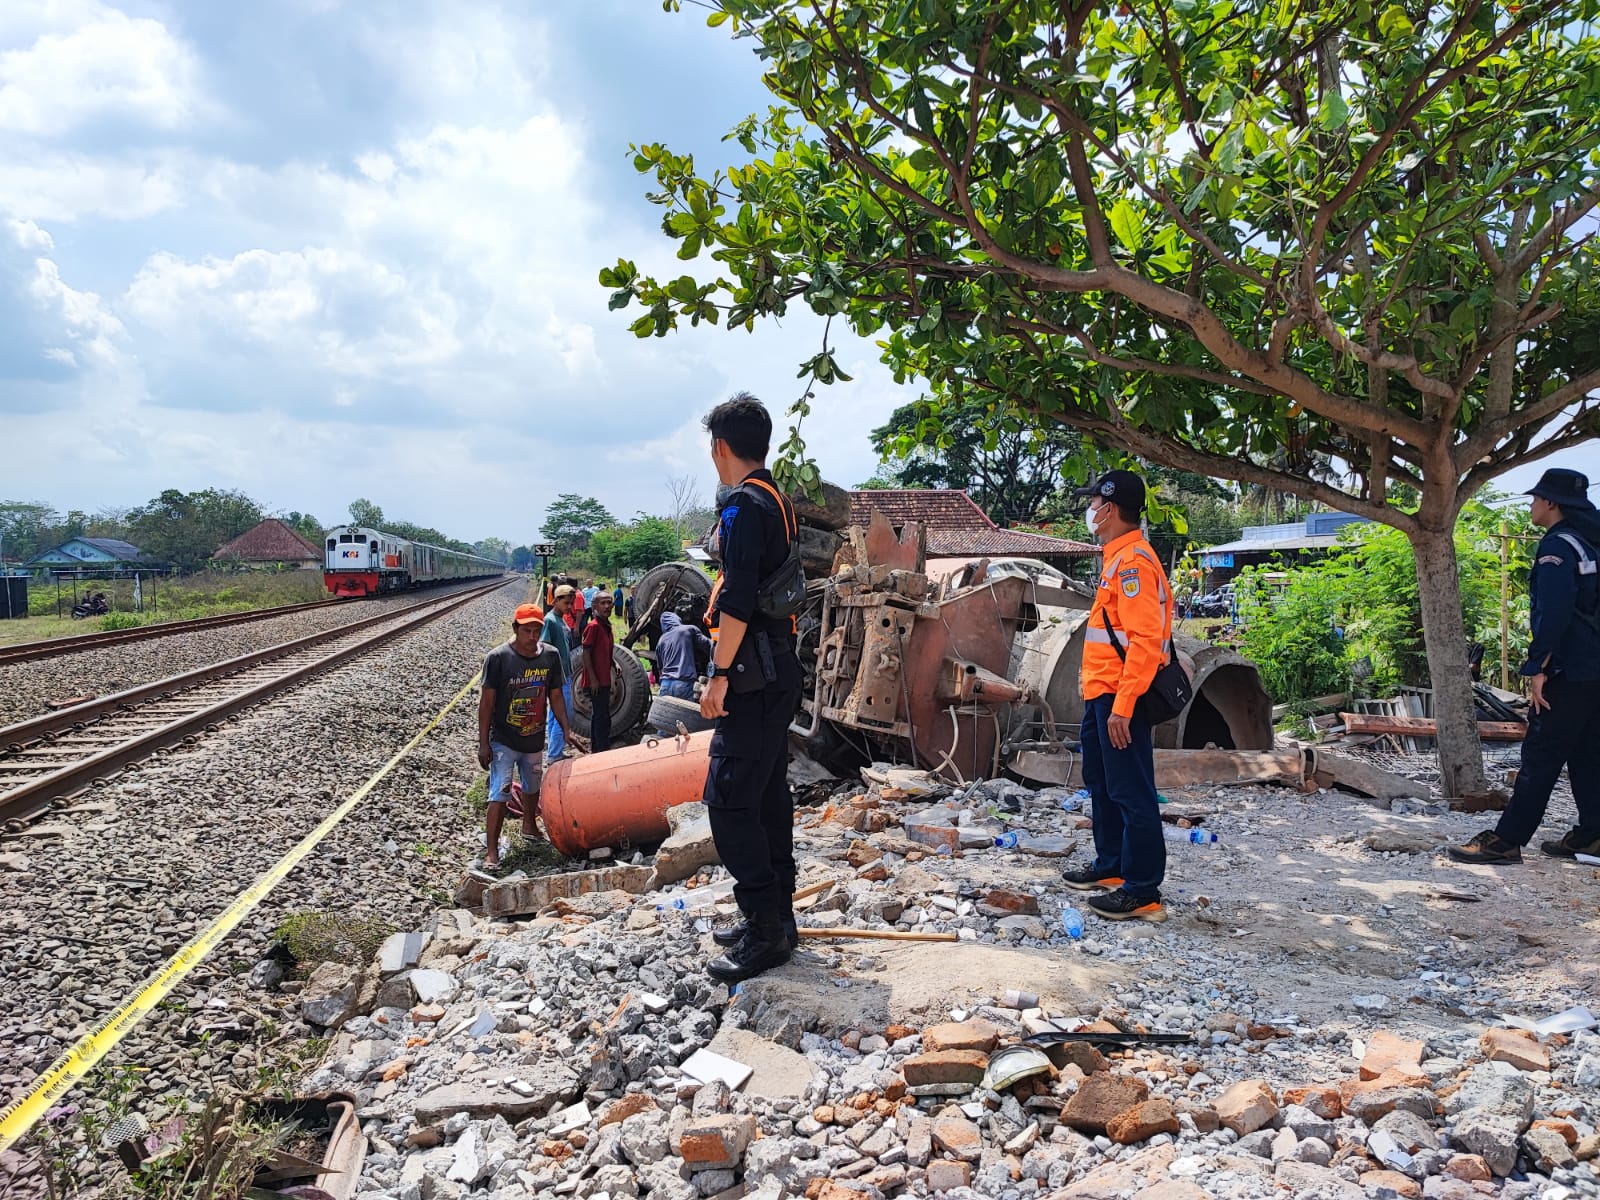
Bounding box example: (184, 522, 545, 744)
(479, 863, 654, 917)
(650, 801, 718, 887)
(704, 1027, 821, 1101)
(299, 961, 360, 1029)
(378, 931, 431, 975)
(413, 1071, 577, 1122)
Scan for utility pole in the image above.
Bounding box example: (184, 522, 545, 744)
(1499, 520, 1510, 691)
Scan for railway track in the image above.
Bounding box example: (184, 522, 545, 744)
(0, 576, 506, 667)
(0, 578, 511, 829)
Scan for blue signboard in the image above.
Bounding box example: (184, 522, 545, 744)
(1200, 552, 1234, 568)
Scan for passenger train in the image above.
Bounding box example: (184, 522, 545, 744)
(323, 525, 504, 597)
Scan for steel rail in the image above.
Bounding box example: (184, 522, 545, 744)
(0, 578, 511, 827)
(0, 575, 505, 666)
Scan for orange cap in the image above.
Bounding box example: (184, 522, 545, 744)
(513, 603, 544, 626)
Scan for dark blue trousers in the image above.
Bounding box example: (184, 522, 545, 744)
(1495, 675, 1600, 846)
(1080, 694, 1165, 898)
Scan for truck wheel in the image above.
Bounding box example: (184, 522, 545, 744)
(648, 694, 714, 735)
(568, 646, 651, 737)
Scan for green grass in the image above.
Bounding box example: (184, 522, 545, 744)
(0, 570, 329, 647)
(273, 910, 394, 968)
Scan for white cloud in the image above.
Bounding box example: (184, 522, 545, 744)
(0, 151, 187, 222)
(6, 215, 126, 367)
(0, 2, 202, 136)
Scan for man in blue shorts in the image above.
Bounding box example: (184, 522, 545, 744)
(477, 602, 569, 869)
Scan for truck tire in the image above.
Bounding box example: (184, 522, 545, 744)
(568, 645, 651, 738)
(633, 562, 712, 621)
(648, 693, 714, 735)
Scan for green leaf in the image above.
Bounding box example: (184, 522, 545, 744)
(1318, 91, 1349, 131)
(1376, 4, 1414, 38)
(1109, 200, 1143, 252)
(705, 8, 730, 26)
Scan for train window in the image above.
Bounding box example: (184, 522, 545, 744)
(356, 535, 367, 544)
(340, 534, 354, 543)
(327, 539, 336, 550)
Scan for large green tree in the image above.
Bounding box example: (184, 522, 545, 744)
(541, 494, 616, 556)
(870, 395, 1082, 525)
(607, 0, 1600, 796)
(127, 488, 265, 571)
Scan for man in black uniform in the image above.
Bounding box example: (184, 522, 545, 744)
(698, 394, 804, 983)
(1451, 468, 1600, 864)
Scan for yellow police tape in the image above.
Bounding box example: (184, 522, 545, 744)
(0, 672, 480, 1155)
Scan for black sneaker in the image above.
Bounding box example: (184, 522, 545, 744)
(706, 912, 792, 983)
(1539, 828, 1600, 859)
(1061, 867, 1125, 892)
(712, 912, 799, 950)
(1086, 890, 1167, 923)
(1447, 829, 1522, 864)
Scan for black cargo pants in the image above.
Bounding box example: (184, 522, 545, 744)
(1496, 675, 1600, 846)
(703, 646, 802, 917)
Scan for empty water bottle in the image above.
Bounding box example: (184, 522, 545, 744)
(1060, 906, 1084, 938)
(993, 831, 1020, 849)
(1188, 829, 1218, 847)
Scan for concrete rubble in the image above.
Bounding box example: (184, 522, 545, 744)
(264, 765, 1597, 1200)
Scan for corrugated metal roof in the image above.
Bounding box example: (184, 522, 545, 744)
(847, 489, 1097, 557)
(1200, 533, 1346, 555)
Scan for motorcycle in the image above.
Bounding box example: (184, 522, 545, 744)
(71, 592, 110, 620)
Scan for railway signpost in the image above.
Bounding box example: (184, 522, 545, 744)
(532, 542, 556, 583)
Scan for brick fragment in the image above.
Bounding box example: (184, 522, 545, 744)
(677, 1113, 756, 1168)
(1361, 1030, 1425, 1080)
(1281, 1085, 1341, 1118)
(1214, 1079, 1278, 1136)
(1106, 1098, 1180, 1145)
(931, 1113, 983, 1162)
(1060, 1073, 1150, 1135)
(901, 1049, 988, 1088)
(1480, 1027, 1550, 1072)
(1359, 1169, 1421, 1198)
(975, 887, 1040, 916)
(598, 1093, 656, 1128)
(925, 1160, 973, 1191)
(1443, 1154, 1492, 1181)
(921, 1018, 1000, 1053)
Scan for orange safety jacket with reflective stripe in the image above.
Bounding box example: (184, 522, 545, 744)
(1080, 529, 1174, 719)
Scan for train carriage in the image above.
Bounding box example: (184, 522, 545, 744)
(323, 525, 503, 597)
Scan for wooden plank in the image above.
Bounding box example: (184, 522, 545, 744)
(1013, 747, 1310, 789)
(1271, 692, 1350, 721)
(1338, 713, 1525, 741)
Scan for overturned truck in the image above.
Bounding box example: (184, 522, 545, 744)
(618, 487, 1274, 786)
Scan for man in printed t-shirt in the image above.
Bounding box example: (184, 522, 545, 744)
(477, 602, 570, 869)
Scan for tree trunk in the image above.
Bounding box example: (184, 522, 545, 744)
(1407, 523, 1489, 800)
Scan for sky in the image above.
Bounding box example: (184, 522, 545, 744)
(0, 2, 1590, 548)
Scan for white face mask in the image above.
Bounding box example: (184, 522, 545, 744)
(1085, 502, 1105, 536)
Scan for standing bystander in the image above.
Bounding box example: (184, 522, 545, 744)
(697, 394, 804, 983)
(544, 586, 578, 760)
(1062, 471, 1175, 923)
(579, 591, 617, 752)
(477, 604, 569, 869)
(1451, 469, 1600, 863)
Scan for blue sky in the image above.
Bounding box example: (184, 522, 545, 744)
(0, 0, 915, 542)
(0, 2, 1589, 545)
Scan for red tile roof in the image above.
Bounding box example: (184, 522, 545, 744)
(211, 519, 321, 563)
(847, 490, 1098, 558)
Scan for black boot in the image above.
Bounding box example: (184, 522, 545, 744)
(706, 911, 792, 983)
(712, 910, 799, 950)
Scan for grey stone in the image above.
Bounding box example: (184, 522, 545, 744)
(1273, 1160, 1365, 1199)
(299, 961, 360, 1029)
(379, 931, 431, 974)
(1292, 1137, 1333, 1166)
(1281, 1103, 1335, 1144)
(1373, 1109, 1438, 1154)
(618, 1112, 671, 1166)
(409, 969, 459, 1005)
(446, 1128, 485, 1185)
(1522, 1127, 1576, 1172)
(693, 1169, 737, 1197)
(414, 1070, 576, 1123)
(247, 958, 285, 990)
(1270, 1127, 1299, 1162)
(1235, 1129, 1278, 1158)
(1442, 1063, 1535, 1121)
(635, 1160, 697, 1200)
(1451, 1111, 1525, 1177)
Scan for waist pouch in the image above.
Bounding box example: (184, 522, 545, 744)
(726, 630, 779, 694)
(1102, 611, 1193, 725)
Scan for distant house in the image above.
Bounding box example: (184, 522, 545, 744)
(27, 537, 151, 570)
(1197, 512, 1370, 584)
(847, 489, 1100, 574)
(211, 519, 322, 570)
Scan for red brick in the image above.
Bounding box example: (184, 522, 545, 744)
(1282, 1085, 1342, 1118)
(1360, 1170, 1421, 1198)
(922, 1019, 1001, 1053)
(598, 1093, 656, 1128)
(1480, 1027, 1550, 1072)
(1361, 1031, 1425, 1081)
(1060, 1073, 1150, 1135)
(931, 1114, 982, 1162)
(676, 1114, 755, 1168)
(1215, 1080, 1277, 1136)
(1106, 1098, 1180, 1145)
(976, 887, 1040, 916)
(902, 1049, 988, 1088)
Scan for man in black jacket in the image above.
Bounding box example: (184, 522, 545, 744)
(1452, 468, 1600, 864)
(698, 394, 803, 983)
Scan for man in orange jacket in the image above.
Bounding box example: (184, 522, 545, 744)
(1062, 470, 1174, 923)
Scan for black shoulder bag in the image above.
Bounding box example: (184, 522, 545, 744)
(735, 478, 807, 622)
(1101, 610, 1193, 726)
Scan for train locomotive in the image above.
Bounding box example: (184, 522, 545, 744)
(323, 525, 504, 597)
